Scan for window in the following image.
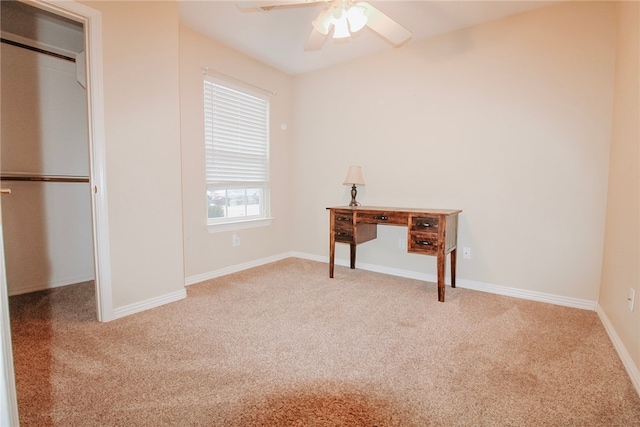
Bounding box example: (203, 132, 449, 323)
(204, 76, 271, 230)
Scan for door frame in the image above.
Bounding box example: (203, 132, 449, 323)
(0, 225, 18, 427)
(21, 0, 114, 322)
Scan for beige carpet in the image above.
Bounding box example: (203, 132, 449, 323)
(9, 258, 640, 426)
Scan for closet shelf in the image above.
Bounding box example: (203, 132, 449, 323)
(1, 174, 89, 183)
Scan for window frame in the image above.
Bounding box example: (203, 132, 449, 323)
(203, 75, 272, 232)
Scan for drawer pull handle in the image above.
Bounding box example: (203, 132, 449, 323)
(336, 232, 351, 237)
(336, 217, 351, 222)
(373, 215, 388, 221)
(416, 240, 434, 246)
(418, 222, 431, 228)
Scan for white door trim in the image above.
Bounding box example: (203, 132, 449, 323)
(22, 0, 113, 322)
(0, 224, 19, 427)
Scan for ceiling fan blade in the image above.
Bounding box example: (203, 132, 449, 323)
(237, 1, 324, 10)
(304, 28, 327, 51)
(358, 2, 412, 46)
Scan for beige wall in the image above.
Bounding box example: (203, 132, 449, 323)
(81, 1, 185, 308)
(179, 26, 293, 280)
(291, 2, 617, 302)
(599, 2, 640, 371)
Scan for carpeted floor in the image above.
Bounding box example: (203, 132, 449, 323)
(9, 258, 640, 426)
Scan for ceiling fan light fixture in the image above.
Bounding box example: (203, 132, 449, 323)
(346, 5, 367, 33)
(331, 9, 350, 39)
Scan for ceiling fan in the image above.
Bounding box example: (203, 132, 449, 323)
(237, 0, 412, 51)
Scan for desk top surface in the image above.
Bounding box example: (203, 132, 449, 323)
(326, 206, 462, 215)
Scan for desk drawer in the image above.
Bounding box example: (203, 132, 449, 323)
(333, 210, 354, 224)
(410, 216, 439, 233)
(408, 232, 438, 255)
(332, 210, 354, 242)
(334, 220, 353, 233)
(335, 230, 355, 243)
(334, 218, 353, 241)
(357, 211, 408, 225)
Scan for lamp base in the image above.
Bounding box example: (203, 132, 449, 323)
(349, 184, 359, 207)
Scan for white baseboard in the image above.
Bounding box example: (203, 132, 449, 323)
(112, 288, 187, 320)
(596, 304, 640, 397)
(290, 252, 597, 311)
(8, 274, 95, 297)
(455, 277, 597, 310)
(184, 252, 294, 286)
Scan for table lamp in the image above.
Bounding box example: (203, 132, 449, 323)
(343, 165, 365, 206)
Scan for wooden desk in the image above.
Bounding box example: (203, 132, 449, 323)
(327, 206, 462, 302)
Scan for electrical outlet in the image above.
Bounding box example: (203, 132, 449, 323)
(463, 247, 471, 259)
(398, 237, 405, 249)
(629, 288, 635, 312)
(232, 233, 240, 247)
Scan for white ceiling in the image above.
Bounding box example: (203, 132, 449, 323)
(178, 1, 557, 75)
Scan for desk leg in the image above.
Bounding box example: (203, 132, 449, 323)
(450, 248, 457, 288)
(437, 251, 445, 302)
(350, 243, 356, 269)
(329, 235, 335, 278)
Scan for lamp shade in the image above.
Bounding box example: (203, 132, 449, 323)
(343, 165, 365, 186)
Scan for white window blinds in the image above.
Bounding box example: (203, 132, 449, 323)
(204, 77, 270, 187)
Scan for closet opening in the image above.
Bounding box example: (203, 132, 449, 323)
(0, 0, 109, 321)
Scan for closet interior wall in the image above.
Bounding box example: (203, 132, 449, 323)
(0, 1, 94, 295)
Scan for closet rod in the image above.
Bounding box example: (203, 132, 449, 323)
(1, 175, 89, 183)
(0, 38, 75, 62)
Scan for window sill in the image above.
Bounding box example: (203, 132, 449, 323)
(207, 217, 273, 233)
